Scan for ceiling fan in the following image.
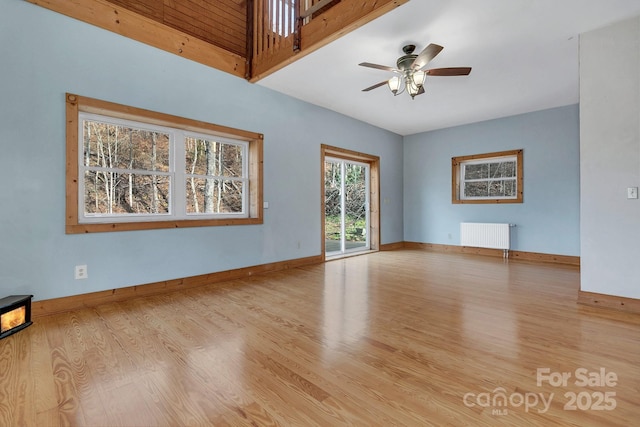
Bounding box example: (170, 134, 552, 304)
(359, 43, 471, 99)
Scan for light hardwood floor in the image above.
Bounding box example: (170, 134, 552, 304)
(2, 250, 639, 426)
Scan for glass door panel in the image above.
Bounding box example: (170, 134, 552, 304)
(324, 158, 369, 257)
(324, 159, 342, 254)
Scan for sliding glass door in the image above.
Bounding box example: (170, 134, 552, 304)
(324, 157, 370, 256)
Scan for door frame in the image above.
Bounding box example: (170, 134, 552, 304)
(321, 144, 380, 260)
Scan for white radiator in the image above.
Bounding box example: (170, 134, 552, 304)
(460, 222, 511, 251)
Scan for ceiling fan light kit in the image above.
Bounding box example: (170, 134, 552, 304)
(360, 43, 471, 99)
(389, 69, 426, 98)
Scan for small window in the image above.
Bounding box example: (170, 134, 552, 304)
(452, 149, 523, 204)
(67, 94, 263, 233)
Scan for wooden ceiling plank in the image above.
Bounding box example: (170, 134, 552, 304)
(108, 0, 163, 21)
(163, 7, 246, 55)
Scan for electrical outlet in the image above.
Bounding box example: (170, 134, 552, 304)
(628, 187, 638, 199)
(75, 265, 88, 280)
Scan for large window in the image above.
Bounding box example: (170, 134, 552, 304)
(66, 94, 263, 233)
(452, 149, 523, 204)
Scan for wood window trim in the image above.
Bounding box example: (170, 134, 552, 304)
(66, 93, 263, 234)
(451, 149, 523, 204)
(320, 144, 380, 258)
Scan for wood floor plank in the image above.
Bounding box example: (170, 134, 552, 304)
(44, 314, 89, 426)
(1, 250, 639, 426)
(0, 323, 29, 426)
(30, 322, 61, 427)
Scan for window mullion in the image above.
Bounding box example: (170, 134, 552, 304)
(78, 117, 87, 222)
(173, 130, 185, 218)
(242, 142, 249, 214)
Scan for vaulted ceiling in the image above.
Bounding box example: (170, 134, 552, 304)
(258, 0, 640, 135)
(29, 0, 640, 136)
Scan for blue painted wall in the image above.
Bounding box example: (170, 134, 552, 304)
(403, 105, 580, 256)
(0, 1, 404, 301)
(0, 2, 582, 303)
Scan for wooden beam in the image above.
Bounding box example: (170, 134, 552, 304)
(300, 0, 336, 19)
(26, 0, 246, 78)
(250, 0, 409, 81)
(302, 0, 408, 51)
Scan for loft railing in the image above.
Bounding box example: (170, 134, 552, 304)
(251, 0, 340, 79)
(253, 0, 295, 62)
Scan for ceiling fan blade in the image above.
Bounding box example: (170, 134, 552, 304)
(411, 43, 444, 70)
(426, 67, 472, 76)
(362, 81, 389, 92)
(359, 62, 397, 72)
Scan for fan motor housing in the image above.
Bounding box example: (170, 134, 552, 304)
(397, 44, 418, 71)
(397, 54, 417, 71)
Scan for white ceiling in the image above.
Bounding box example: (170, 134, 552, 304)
(257, 0, 640, 136)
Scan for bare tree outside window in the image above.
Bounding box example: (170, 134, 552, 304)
(463, 160, 517, 198)
(324, 160, 368, 243)
(185, 137, 245, 214)
(79, 116, 248, 222)
(83, 120, 170, 215)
